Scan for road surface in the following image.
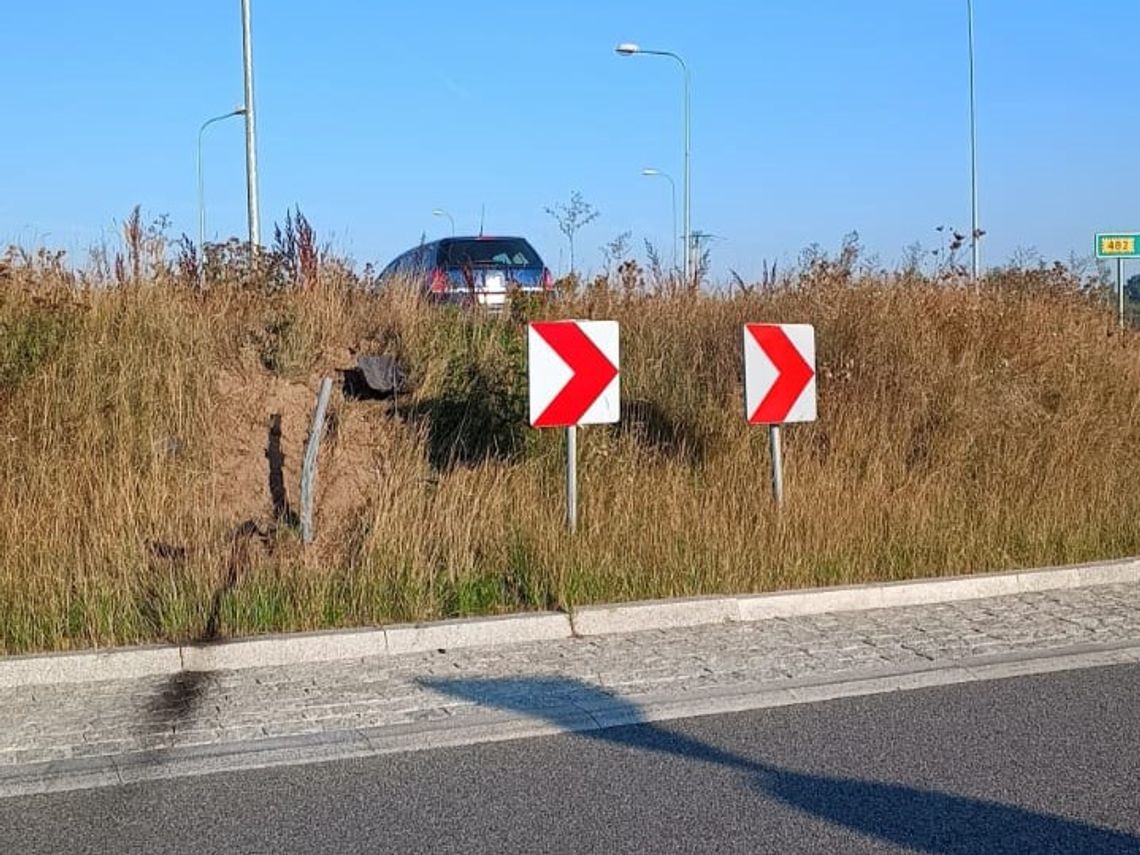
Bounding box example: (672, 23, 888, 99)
(2, 664, 1137, 854)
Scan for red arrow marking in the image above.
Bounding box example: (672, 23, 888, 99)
(747, 325, 814, 424)
(533, 322, 618, 427)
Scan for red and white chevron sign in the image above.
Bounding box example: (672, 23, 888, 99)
(529, 321, 620, 428)
(744, 323, 816, 424)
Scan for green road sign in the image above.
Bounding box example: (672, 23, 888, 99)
(1096, 233, 1140, 258)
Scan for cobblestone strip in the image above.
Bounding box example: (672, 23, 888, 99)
(0, 584, 1137, 771)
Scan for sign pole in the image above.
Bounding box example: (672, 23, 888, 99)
(769, 425, 784, 507)
(529, 320, 619, 533)
(566, 426, 578, 532)
(744, 323, 815, 507)
(1119, 258, 1126, 331)
(1095, 234, 1139, 328)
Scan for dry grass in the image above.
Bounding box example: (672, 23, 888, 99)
(1, 246, 1138, 654)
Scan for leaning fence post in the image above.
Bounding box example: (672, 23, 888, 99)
(300, 377, 334, 544)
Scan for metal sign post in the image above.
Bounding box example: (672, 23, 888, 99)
(1119, 258, 1126, 331)
(1095, 233, 1139, 330)
(300, 377, 334, 544)
(566, 426, 578, 532)
(768, 425, 784, 507)
(743, 323, 817, 507)
(528, 321, 620, 532)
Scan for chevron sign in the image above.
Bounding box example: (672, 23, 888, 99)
(528, 321, 620, 428)
(744, 323, 816, 424)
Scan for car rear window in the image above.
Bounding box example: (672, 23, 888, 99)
(439, 239, 537, 268)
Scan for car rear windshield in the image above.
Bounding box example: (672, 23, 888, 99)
(439, 239, 538, 268)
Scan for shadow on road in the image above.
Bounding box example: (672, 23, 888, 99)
(420, 676, 1140, 855)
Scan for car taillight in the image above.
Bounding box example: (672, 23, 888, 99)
(429, 268, 449, 294)
(542, 267, 554, 291)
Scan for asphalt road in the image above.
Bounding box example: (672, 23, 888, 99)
(2, 664, 1138, 855)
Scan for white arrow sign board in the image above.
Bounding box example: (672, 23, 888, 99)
(528, 321, 620, 427)
(743, 323, 817, 424)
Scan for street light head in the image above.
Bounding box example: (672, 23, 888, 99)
(615, 42, 640, 56)
(641, 168, 660, 176)
(432, 209, 445, 216)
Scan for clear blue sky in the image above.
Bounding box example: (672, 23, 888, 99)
(4, 1, 1140, 280)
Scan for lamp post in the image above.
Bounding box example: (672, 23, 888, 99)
(691, 230, 720, 277)
(240, 0, 261, 252)
(641, 168, 678, 272)
(967, 0, 980, 284)
(197, 106, 246, 285)
(432, 208, 455, 236)
(617, 42, 691, 284)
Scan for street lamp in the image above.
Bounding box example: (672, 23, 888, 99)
(197, 106, 246, 284)
(641, 168, 677, 272)
(967, 0, 981, 283)
(617, 42, 691, 284)
(432, 208, 455, 236)
(241, 0, 261, 252)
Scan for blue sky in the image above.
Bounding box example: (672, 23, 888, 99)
(4, 1, 1140, 281)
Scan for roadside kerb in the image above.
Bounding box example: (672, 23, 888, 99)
(0, 613, 574, 689)
(568, 596, 740, 636)
(573, 557, 1140, 634)
(0, 646, 181, 689)
(181, 628, 388, 672)
(1, 556, 1138, 689)
(384, 612, 570, 656)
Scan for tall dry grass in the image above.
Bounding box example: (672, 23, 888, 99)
(1, 244, 1138, 654)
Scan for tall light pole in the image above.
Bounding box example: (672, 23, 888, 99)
(967, 0, 980, 283)
(197, 106, 246, 284)
(241, 0, 261, 252)
(617, 42, 691, 284)
(641, 168, 677, 272)
(432, 208, 455, 236)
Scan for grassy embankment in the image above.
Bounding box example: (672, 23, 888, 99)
(1, 245, 1138, 654)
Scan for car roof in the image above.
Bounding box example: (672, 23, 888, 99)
(399, 236, 533, 253)
(438, 236, 530, 243)
(386, 236, 540, 266)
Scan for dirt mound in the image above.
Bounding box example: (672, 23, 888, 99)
(210, 362, 401, 538)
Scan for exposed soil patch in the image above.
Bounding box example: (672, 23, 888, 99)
(209, 363, 397, 541)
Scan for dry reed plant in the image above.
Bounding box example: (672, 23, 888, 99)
(1, 242, 1137, 654)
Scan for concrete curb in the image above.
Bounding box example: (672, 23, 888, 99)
(570, 596, 739, 636)
(1, 556, 1137, 689)
(570, 556, 1140, 635)
(0, 614, 573, 690)
(384, 612, 570, 656)
(0, 647, 182, 688)
(180, 628, 388, 672)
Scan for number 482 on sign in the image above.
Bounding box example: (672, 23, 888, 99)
(1096, 234, 1139, 258)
